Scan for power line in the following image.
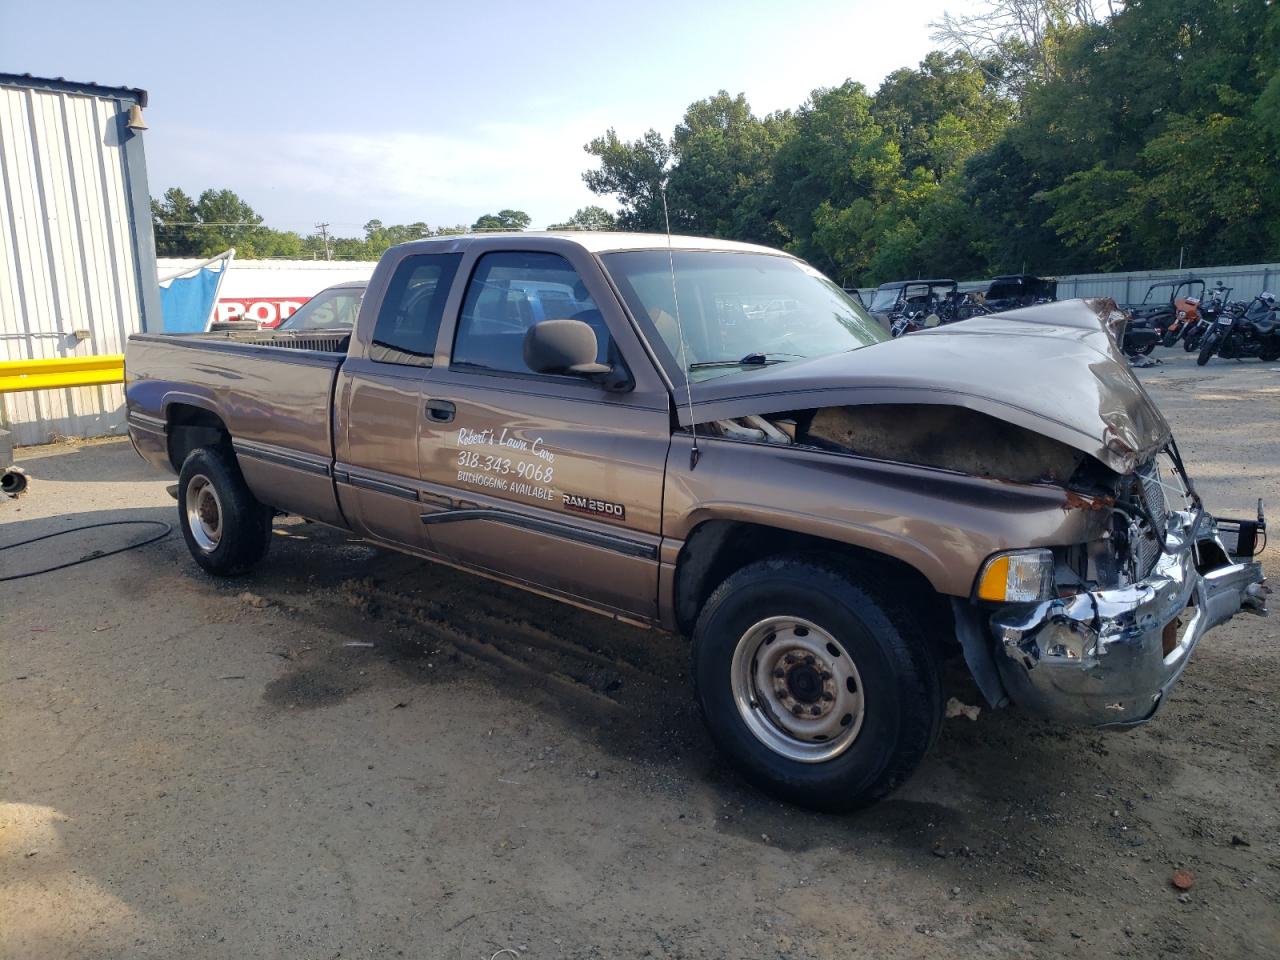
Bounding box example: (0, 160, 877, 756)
(315, 222, 333, 261)
(151, 221, 267, 227)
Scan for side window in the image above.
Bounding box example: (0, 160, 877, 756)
(452, 251, 612, 376)
(369, 253, 462, 366)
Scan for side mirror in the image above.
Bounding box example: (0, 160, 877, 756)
(524, 318, 612, 377)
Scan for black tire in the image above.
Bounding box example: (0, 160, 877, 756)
(1197, 328, 1221, 366)
(177, 446, 272, 576)
(691, 557, 943, 813)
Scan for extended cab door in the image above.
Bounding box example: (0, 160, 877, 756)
(334, 251, 463, 548)
(415, 244, 671, 620)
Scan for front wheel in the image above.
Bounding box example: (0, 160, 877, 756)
(178, 446, 272, 575)
(1197, 328, 1222, 366)
(691, 558, 942, 812)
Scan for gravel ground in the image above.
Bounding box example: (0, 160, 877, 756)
(2, 353, 1278, 959)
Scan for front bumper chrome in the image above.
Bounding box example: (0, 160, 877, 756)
(991, 510, 1268, 726)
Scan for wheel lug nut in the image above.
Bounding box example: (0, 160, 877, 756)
(791, 705, 804, 716)
(803, 655, 815, 666)
(783, 654, 796, 664)
(772, 668, 786, 679)
(821, 692, 834, 701)
(820, 671, 831, 681)
(810, 705, 822, 716)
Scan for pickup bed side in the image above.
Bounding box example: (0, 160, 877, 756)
(125, 333, 347, 527)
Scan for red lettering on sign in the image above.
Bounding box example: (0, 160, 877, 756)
(215, 298, 308, 327)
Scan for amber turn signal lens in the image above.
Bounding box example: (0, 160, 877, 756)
(976, 549, 1056, 603)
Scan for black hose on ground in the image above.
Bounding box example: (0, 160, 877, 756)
(0, 519, 172, 583)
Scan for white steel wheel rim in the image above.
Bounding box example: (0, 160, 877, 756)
(185, 474, 223, 553)
(730, 615, 866, 763)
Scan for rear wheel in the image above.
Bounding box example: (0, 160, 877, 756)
(178, 446, 272, 575)
(691, 557, 943, 812)
(1197, 328, 1222, 366)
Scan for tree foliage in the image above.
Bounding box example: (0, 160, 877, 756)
(156, 0, 1278, 282)
(581, 0, 1280, 283)
(151, 188, 306, 259)
(151, 190, 506, 260)
(547, 205, 617, 230)
(472, 209, 532, 231)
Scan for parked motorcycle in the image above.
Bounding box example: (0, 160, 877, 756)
(1181, 282, 1232, 352)
(1121, 313, 1162, 357)
(1197, 292, 1280, 365)
(1125, 278, 1205, 349)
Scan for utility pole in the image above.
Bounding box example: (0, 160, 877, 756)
(315, 222, 332, 261)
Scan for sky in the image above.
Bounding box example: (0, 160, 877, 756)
(1, 0, 972, 237)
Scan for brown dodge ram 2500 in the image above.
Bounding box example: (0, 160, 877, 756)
(125, 232, 1268, 811)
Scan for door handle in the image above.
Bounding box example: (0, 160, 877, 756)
(425, 399, 456, 423)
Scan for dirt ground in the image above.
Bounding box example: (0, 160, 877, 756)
(2, 353, 1278, 960)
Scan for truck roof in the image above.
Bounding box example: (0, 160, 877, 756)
(389, 231, 790, 257)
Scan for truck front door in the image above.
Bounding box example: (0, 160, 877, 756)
(416, 247, 671, 620)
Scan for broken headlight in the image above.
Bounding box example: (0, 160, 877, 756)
(976, 549, 1056, 603)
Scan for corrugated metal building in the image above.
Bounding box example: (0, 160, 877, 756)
(0, 73, 159, 446)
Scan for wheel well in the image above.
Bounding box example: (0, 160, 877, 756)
(166, 404, 231, 472)
(673, 520, 954, 644)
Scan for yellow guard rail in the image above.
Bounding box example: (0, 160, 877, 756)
(0, 354, 125, 393)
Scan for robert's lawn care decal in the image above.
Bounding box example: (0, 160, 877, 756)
(456, 427, 556, 502)
(454, 426, 626, 523)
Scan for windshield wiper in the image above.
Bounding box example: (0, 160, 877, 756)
(688, 352, 798, 370)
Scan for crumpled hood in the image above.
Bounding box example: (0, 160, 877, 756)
(681, 299, 1170, 474)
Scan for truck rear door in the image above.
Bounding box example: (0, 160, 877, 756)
(415, 244, 671, 620)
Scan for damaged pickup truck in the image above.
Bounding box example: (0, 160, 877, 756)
(124, 233, 1268, 811)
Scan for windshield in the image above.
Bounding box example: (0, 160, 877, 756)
(867, 288, 901, 312)
(603, 250, 887, 382)
(278, 287, 364, 330)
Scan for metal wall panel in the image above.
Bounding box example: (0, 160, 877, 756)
(1054, 262, 1280, 304)
(0, 83, 147, 446)
(855, 263, 1280, 313)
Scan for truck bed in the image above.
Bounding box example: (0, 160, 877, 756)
(125, 330, 348, 525)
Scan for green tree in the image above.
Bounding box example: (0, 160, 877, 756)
(472, 209, 532, 231)
(582, 128, 672, 231)
(872, 51, 1011, 179)
(150, 187, 201, 256)
(770, 81, 903, 276)
(665, 92, 792, 244)
(547, 205, 618, 230)
(151, 187, 293, 258)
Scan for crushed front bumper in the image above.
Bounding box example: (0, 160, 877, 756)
(991, 511, 1267, 726)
